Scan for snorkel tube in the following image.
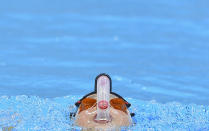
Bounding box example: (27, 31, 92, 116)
(94, 75, 111, 123)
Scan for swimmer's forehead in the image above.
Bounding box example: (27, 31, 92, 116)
(87, 94, 117, 99)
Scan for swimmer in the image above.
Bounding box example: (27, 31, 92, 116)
(70, 73, 135, 131)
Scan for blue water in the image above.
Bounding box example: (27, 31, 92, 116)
(0, 0, 209, 130)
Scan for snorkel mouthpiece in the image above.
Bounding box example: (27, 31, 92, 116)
(95, 75, 111, 123)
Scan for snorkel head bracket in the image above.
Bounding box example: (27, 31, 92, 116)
(75, 73, 131, 108)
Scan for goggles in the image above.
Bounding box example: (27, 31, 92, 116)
(78, 97, 128, 114)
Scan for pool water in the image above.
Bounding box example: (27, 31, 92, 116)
(0, 0, 209, 130)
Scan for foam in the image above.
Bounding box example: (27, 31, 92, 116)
(0, 95, 209, 130)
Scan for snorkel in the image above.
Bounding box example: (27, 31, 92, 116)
(94, 75, 111, 123)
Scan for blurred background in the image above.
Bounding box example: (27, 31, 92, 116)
(0, 0, 209, 105)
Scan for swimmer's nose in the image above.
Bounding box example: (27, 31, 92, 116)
(95, 75, 111, 122)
